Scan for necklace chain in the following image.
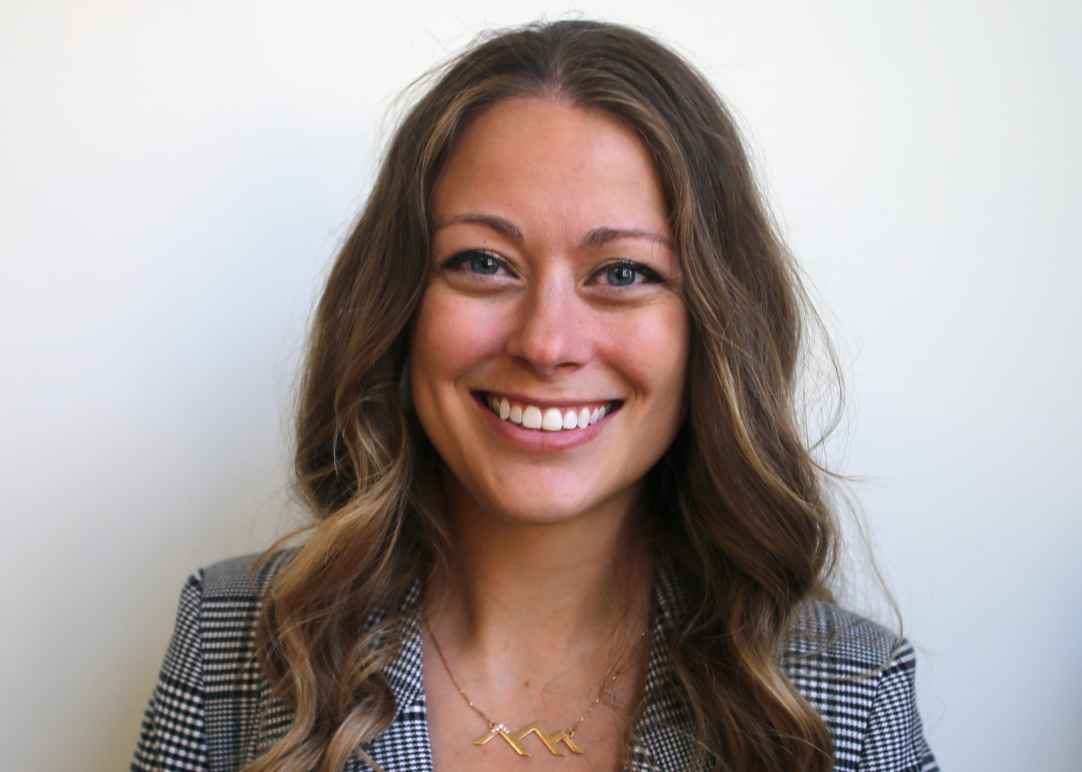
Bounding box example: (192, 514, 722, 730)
(423, 615, 649, 740)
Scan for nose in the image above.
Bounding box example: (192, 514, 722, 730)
(503, 275, 591, 377)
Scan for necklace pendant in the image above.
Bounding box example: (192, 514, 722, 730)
(473, 721, 584, 757)
(473, 723, 528, 756)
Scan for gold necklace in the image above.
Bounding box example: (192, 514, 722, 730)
(423, 616, 648, 758)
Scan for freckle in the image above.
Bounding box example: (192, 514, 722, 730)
(524, 679, 531, 688)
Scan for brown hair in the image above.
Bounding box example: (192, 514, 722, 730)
(248, 19, 860, 771)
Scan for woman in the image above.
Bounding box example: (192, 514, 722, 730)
(132, 19, 937, 772)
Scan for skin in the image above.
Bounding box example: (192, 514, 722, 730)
(409, 96, 690, 771)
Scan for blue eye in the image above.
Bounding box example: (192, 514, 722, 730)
(443, 250, 510, 276)
(606, 264, 637, 286)
(597, 260, 663, 287)
(467, 252, 500, 275)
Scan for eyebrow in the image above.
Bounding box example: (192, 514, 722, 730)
(434, 213, 672, 249)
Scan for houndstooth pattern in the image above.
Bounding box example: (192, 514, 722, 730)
(132, 550, 938, 771)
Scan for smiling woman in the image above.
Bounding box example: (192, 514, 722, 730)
(412, 98, 688, 527)
(131, 19, 937, 772)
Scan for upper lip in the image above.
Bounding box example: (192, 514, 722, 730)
(474, 389, 621, 409)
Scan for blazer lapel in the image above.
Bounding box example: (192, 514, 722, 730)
(627, 561, 694, 771)
(358, 580, 434, 772)
(250, 580, 433, 772)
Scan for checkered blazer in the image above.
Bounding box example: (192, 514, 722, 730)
(131, 550, 938, 771)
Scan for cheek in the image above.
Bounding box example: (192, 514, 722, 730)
(410, 286, 507, 386)
(608, 302, 690, 401)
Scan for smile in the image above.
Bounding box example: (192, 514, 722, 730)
(474, 391, 622, 432)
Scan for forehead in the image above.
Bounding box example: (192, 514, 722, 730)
(431, 97, 670, 238)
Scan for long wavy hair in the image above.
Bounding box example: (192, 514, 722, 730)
(248, 18, 863, 772)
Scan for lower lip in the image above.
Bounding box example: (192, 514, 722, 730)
(472, 395, 617, 452)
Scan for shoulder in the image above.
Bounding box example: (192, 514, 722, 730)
(167, 547, 297, 666)
(783, 600, 938, 771)
(147, 549, 295, 671)
(177, 549, 300, 765)
(781, 600, 903, 730)
(161, 548, 301, 689)
(133, 549, 299, 770)
(785, 599, 902, 668)
(173, 548, 298, 661)
(194, 546, 297, 600)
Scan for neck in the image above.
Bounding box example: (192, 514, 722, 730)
(424, 479, 654, 664)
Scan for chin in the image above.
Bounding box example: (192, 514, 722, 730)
(491, 502, 589, 527)
(479, 483, 633, 528)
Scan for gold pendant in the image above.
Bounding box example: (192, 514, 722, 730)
(473, 721, 585, 757)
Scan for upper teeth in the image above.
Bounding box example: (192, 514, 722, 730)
(485, 395, 612, 431)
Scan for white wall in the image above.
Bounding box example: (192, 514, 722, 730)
(2, 1, 1078, 769)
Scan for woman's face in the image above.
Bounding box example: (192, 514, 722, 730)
(410, 97, 689, 527)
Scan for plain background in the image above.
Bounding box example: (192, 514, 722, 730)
(2, 1, 1078, 770)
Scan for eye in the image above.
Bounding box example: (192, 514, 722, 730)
(592, 260, 665, 288)
(441, 249, 514, 278)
